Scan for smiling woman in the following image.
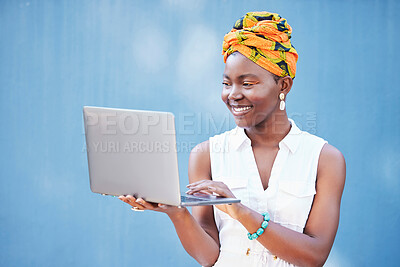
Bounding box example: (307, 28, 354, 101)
(119, 11, 346, 267)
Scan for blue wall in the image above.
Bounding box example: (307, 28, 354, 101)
(1, 0, 399, 266)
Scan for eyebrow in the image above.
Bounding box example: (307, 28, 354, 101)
(223, 73, 259, 80)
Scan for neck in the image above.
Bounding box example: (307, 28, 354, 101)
(244, 112, 291, 147)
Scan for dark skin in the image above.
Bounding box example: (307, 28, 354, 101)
(119, 52, 346, 267)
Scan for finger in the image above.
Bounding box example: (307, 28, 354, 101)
(119, 195, 129, 203)
(187, 180, 217, 190)
(207, 186, 234, 198)
(187, 183, 216, 193)
(189, 183, 232, 197)
(131, 206, 145, 212)
(186, 188, 213, 195)
(187, 180, 205, 187)
(122, 195, 145, 209)
(136, 198, 158, 210)
(158, 203, 167, 208)
(127, 196, 147, 209)
(125, 195, 137, 203)
(198, 189, 214, 195)
(186, 187, 208, 194)
(119, 195, 145, 210)
(186, 188, 205, 194)
(130, 198, 148, 209)
(156, 203, 170, 211)
(186, 179, 211, 188)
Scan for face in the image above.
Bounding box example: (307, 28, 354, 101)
(221, 52, 283, 129)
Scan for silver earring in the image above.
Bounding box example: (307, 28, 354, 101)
(279, 93, 285, 110)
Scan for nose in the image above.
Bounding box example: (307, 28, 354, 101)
(228, 84, 243, 101)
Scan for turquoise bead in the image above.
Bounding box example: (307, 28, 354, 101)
(247, 212, 271, 240)
(261, 220, 269, 229)
(256, 228, 264, 235)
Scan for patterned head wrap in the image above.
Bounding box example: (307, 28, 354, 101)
(222, 11, 298, 78)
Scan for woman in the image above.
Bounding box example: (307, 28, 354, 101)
(119, 11, 346, 267)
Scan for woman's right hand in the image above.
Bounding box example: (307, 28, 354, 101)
(118, 195, 187, 216)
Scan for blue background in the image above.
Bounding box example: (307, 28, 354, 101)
(1, 0, 399, 266)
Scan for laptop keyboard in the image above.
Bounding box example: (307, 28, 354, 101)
(181, 195, 209, 202)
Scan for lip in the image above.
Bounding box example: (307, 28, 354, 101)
(230, 105, 254, 117)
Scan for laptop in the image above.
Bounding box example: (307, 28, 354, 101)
(83, 106, 240, 207)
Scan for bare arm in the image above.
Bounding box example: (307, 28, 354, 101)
(119, 140, 220, 266)
(188, 143, 346, 266)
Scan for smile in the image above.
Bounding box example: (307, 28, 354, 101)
(231, 105, 253, 116)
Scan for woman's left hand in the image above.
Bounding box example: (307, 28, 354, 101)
(186, 180, 242, 218)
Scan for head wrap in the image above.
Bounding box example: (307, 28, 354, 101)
(222, 11, 298, 78)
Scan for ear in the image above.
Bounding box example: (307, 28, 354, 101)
(279, 76, 293, 95)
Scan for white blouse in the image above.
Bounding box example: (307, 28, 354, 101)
(209, 118, 328, 267)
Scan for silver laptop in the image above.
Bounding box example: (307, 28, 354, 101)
(83, 106, 240, 207)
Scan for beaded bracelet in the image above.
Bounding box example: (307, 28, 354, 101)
(247, 212, 270, 240)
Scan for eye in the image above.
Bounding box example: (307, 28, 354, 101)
(222, 81, 231, 87)
(243, 82, 255, 87)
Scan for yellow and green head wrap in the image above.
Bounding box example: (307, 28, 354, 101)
(222, 11, 299, 79)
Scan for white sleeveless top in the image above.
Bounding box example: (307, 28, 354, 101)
(209, 119, 328, 267)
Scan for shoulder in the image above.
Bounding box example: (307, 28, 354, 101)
(209, 127, 240, 153)
(289, 119, 327, 153)
(316, 143, 346, 193)
(190, 140, 210, 159)
(318, 143, 346, 175)
(188, 140, 211, 183)
(188, 128, 241, 182)
(298, 130, 327, 148)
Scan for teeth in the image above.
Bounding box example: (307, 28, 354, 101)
(233, 106, 252, 112)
